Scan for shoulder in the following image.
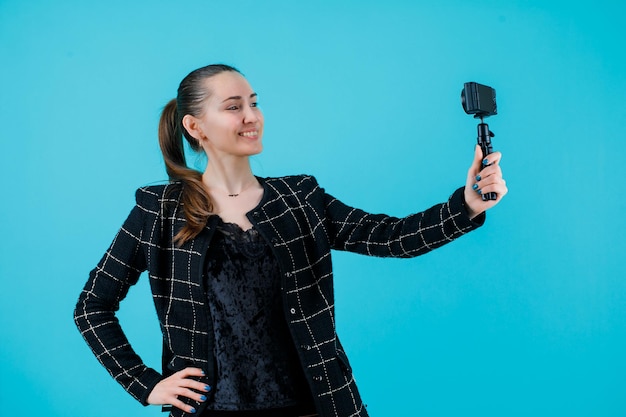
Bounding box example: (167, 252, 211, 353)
(261, 174, 320, 193)
(134, 181, 183, 211)
(259, 175, 328, 213)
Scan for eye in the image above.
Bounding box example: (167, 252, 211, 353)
(251, 102, 258, 108)
(226, 105, 239, 111)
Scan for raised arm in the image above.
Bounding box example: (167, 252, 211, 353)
(324, 145, 506, 257)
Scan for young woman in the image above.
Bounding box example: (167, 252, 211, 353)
(74, 64, 507, 417)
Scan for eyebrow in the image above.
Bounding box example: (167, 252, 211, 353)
(222, 93, 258, 103)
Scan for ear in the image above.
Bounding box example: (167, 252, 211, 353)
(182, 114, 205, 142)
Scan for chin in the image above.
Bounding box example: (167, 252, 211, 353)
(240, 146, 263, 157)
(250, 143, 263, 155)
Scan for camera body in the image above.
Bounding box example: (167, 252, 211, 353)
(461, 82, 497, 119)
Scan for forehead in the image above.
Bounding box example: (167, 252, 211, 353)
(204, 71, 254, 99)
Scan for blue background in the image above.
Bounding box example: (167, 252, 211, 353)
(1, 1, 625, 416)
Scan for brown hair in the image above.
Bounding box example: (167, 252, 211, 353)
(158, 64, 242, 245)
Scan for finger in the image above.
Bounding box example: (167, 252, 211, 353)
(189, 380, 212, 394)
(177, 367, 205, 378)
(478, 172, 506, 188)
(150, 383, 208, 407)
(169, 397, 198, 414)
(472, 172, 506, 194)
(477, 179, 508, 198)
(470, 144, 483, 174)
(174, 368, 211, 394)
(174, 387, 208, 403)
(476, 164, 503, 181)
(176, 377, 212, 392)
(482, 151, 502, 166)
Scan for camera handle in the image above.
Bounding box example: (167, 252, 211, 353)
(477, 120, 497, 201)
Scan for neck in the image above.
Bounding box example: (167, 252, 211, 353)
(202, 156, 257, 196)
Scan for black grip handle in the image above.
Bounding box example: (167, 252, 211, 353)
(477, 123, 497, 201)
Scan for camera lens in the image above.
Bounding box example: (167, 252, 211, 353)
(461, 89, 469, 113)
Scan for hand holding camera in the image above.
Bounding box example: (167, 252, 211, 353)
(461, 82, 507, 217)
(463, 145, 506, 219)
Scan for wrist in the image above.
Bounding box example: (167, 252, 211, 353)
(463, 198, 481, 220)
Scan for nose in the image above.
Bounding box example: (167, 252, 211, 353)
(243, 105, 260, 124)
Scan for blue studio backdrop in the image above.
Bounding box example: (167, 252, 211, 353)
(1, 1, 625, 416)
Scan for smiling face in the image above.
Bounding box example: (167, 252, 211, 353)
(182, 71, 264, 159)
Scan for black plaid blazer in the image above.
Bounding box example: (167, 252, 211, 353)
(74, 175, 484, 417)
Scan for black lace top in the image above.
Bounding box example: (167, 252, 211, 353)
(203, 218, 314, 413)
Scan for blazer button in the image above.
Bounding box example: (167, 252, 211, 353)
(285, 272, 293, 278)
(313, 375, 323, 382)
(252, 211, 260, 218)
(301, 344, 311, 351)
(290, 308, 296, 314)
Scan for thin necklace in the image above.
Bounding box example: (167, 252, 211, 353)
(226, 180, 257, 197)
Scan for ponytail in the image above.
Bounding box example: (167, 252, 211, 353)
(157, 64, 241, 245)
(158, 99, 186, 177)
(158, 98, 212, 246)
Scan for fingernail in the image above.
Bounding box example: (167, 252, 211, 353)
(205, 385, 212, 392)
(472, 183, 479, 191)
(477, 189, 482, 195)
(482, 158, 489, 165)
(200, 395, 207, 401)
(475, 175, 481, 181)
(190, 408, 197, 414)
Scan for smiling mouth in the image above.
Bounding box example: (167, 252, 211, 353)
(239, 131, 258, 138)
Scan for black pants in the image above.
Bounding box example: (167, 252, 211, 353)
(200, 406, 317, 417)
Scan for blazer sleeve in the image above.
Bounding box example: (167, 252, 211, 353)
(74, 189, 163, 405)
(323, 184, 485, 258)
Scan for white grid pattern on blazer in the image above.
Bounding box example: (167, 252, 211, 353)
(75, 175, 483, 417)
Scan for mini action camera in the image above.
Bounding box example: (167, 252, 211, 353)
(461, 82, 497, 119)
